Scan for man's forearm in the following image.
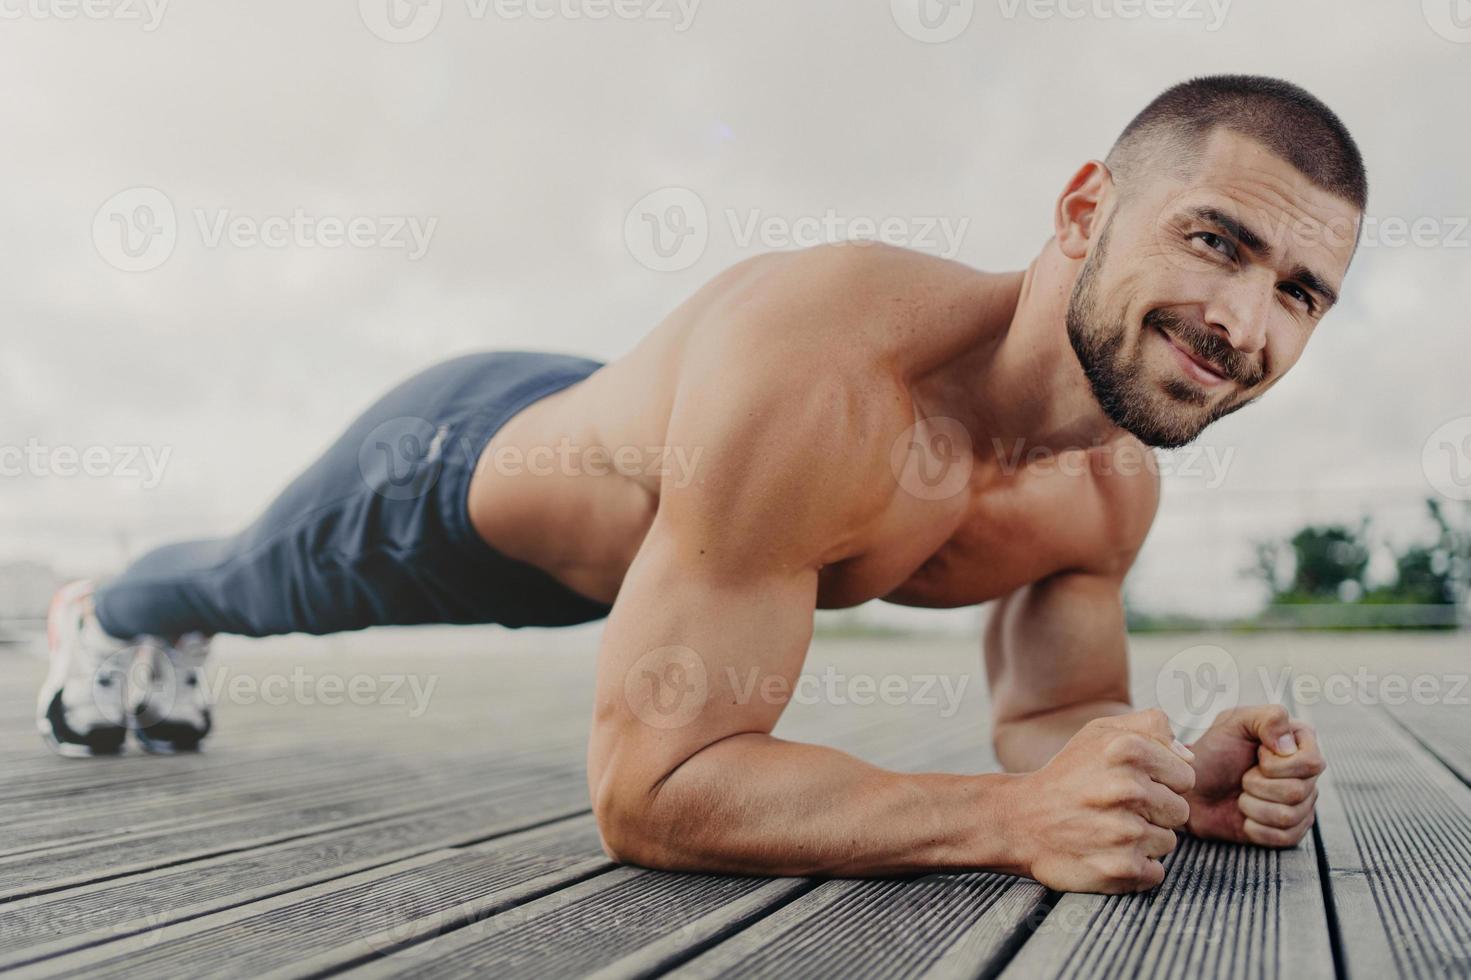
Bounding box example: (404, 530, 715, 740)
(993, 699, 1134, 772)
(604, 732, 1028, 878)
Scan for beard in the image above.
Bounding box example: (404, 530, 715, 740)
(1065, 220, 1261, 449)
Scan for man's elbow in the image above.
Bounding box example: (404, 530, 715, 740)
(990, 722, 1032, 773)
(592, 774, 666, 868)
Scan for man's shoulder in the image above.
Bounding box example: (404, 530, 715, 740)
(1084, 437, 1163, 575)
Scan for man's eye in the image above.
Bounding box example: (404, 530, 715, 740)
(1280, 282, 1314, 310)
(1193, 231, 1235, 258)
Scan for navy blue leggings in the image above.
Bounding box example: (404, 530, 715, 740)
(94, 352, 613, 639)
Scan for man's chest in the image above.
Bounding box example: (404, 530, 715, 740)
(815, 452, 1122, 610)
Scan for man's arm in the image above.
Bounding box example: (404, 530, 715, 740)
(984, 567, 1140, 773)
(980, 465, 1326, 849)
(586, 349, 1024, 878)
(585, 291, 1192, 891)
(984, 456, 1161, 772)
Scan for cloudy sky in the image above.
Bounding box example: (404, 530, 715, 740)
(1, 0, 1467, 626)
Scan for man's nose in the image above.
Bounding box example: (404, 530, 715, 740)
(1201, 280, 1270, 356)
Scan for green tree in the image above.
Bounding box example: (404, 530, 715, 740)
(1275, 521, 1371, 604)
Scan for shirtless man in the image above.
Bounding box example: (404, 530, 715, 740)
(41, 74, 1354, 894)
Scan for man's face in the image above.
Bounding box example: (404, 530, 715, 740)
(1066, 129, 1361, 448)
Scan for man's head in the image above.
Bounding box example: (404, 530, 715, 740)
(1061, 75, 1366, 449)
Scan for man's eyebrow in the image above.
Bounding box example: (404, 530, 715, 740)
(1288, 263, 1339, 309)
(1187, 206, 1340, 310)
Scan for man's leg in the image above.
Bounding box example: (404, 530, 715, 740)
(40, 351, 612, 756)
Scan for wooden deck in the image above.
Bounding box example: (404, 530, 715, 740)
(1, 627, 1468, 979)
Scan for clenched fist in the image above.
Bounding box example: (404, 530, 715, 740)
(1183, 704, 1326, 847)
(1005, 708, 1197, 893)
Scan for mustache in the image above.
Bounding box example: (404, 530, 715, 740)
(1143, 309, 1262, 386)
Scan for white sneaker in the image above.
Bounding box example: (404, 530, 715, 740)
(37, 580, 132, 757)
(131, 631, 213, 753)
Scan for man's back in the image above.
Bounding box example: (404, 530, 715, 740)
(468, 242, 1153, 613)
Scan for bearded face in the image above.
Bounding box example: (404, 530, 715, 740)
(1065, 215, 1267, 449)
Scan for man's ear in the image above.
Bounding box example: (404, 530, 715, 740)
(1054, 160, 1113, 260)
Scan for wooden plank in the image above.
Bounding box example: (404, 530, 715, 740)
(0, 791, 589, 971)
(10, 818, 615, 980)
(0, 746, 576, 853)
(333, 864, 811, 980)
(1311, 702, 1471, 979)
(664, 873, 1045, 980)
(999, 827, 1332, 980)
(0, 762, 588, 901)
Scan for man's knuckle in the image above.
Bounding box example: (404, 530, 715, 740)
(1101, 855, 1142, 882)
(1105, 735, 1143, 765)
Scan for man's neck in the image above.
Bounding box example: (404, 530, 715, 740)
(934, 243, 1128, 463)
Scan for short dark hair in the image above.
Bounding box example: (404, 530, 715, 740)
(1106, 75, 1367, 211)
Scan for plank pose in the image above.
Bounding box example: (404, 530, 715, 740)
(43, 75, 1351, 893)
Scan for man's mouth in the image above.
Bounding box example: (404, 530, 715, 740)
(1155, 325, 1229, 387)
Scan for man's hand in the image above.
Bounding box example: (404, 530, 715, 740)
(1005, 708, 1196, 893)
(1183, 705, 1326, 847)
